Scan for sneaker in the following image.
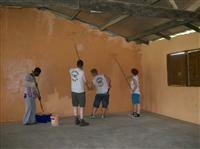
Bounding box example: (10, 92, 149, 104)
(128, 113, 134, 118)
(90, 115, 96, 119)
(24, 122, 37, 125)
(79, 119, 89, 127)
(75, 117, 80, 125)
(134, 113, 140, 117)
(101, 115, 105, 119)
(132, 112, 137, 116)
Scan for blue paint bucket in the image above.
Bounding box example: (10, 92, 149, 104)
(35, 113, 52, 123)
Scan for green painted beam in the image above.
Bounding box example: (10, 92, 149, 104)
(45, 7, 73, 20)
(155, 32, 171, 40)
(70, 10, 81, 20)
(135, 39, 149, 45)
(185, 23, 200, 32)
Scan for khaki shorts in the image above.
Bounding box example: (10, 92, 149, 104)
(71, 92, 86, 107)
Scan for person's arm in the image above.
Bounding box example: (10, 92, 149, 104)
(126, 75, 132, 79)
(131, 78, 137, 93)
(89, 81, 95, 90)
(104, 75, 111, 89)
(83, 72, 90, 90)
(85, 80, 91, 90)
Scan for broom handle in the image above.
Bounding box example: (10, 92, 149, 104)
(74, 44, 80, 60)
(32, 75, 44, 112)
(36, 85, 44, 112)
(113, 57, 131, 89)
(39, 100, 44, 112)
(73, 44, 90, 90)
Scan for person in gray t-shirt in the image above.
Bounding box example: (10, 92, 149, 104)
(90, 68, 111, 119)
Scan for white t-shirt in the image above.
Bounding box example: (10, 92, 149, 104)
(130, 75, 140, 95)
(92, 74, 109, 94)
(69, 68, 86, 93)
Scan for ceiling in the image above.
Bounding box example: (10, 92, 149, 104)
(0, 0, 200, 44)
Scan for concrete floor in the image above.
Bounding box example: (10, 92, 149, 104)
(0, 112, 199, 149)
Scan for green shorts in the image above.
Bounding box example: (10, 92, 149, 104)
(71, 92, 86, 107)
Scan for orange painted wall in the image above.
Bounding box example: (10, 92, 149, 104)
(0, 8, 142, 122)
(141, 33, 200, 125)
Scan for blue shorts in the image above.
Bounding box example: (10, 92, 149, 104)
(93, 94, 109, 108)
(131, 93, 140, 104)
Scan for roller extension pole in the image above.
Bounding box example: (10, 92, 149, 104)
(113, 57, 131, 89)
(74, 44, 81, 60)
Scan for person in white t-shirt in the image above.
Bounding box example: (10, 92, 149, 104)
(23, 67, 41, 125)
(69, 60, 89, 126)
(130, 68, 141, 117)
(90, 68, 111, 119)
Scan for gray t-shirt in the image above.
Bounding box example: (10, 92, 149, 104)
(92, 74, 109, 94)
(69, 68, 86, 93)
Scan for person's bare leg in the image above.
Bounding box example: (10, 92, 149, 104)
(101, 108, 107, 118)
(79, 107, 89, 126)
(73, 107, 80, 125)
(92, 107, 98, 116)
(80, 107, 84, 120)
(73, 107, 78, 117)
(134, 105, 137, 113)
(137, 104, 140, 114)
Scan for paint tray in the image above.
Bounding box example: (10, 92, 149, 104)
(35, 113, 52, 123)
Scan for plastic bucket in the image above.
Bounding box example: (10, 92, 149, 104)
(50, 115, 59, 126)
(35, 113, 52, 123)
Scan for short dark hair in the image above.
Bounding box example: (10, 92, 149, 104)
(77, 59, 84, 68)
(131, 68, 138, 75)
(34, 67, 41, 73)
(91, 68, 98, 74)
